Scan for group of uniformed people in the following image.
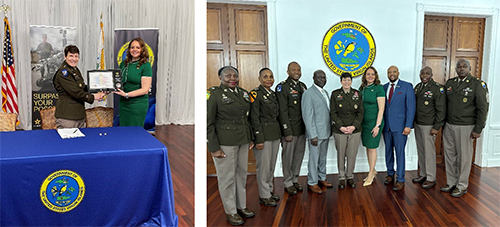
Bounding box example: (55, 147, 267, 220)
(207, 58, 489, 226)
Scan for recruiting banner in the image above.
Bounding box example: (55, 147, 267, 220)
(114, 29, 158, 130)
(30, 25, 76, 129)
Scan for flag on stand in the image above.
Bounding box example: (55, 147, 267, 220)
(97, 13, 105, 70)
(1, 16, 18, 122)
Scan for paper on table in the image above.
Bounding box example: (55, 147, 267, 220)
(57, 128, 86, 139)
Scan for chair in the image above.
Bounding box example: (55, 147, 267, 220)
(39, 107, 57, 130)
(0, 112, 17, 131)
(86, 107, 114, 128)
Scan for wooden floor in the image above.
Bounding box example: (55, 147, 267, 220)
(156, 125, 194, 227)
(208, 164, 500, 226)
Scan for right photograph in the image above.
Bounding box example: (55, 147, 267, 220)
(206, 0, 500, 226)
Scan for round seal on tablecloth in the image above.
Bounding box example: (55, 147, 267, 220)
(40, 170, 85, 213)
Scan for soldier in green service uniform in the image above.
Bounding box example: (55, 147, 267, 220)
(207, 66, 255, 226)
(330, 72, 364, 189)
(412, 66, 446, 189)
(440, 59, 489, 198)
(53, 45, 105, 128)
(249, 68, 281, 207)
(275, 61, 307, 195)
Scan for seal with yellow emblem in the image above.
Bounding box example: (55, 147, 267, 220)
(322, 21, 376, 77)
(40, 170, 85, 213)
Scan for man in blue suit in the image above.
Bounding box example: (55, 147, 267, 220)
(301, 70, 332, 194)
(382, 65, 416, 191)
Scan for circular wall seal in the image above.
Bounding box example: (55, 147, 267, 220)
(322, 21, 376, 77)
(40, 170, 85, 213)
(117, 41, 155, 67)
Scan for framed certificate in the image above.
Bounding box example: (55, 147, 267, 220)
(87, 70, 122, 92)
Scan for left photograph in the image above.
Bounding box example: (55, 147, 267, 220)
(0, 1, 194, 226)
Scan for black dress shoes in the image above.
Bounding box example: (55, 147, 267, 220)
(293, 182, 303, 191)
(412, 176, 427, 184)
(237, 208, 255, 218)
(259, 197, 277, 207)
(384, 175, 394, 185)
(451, 188, 467, 198)
(338, 180, 346, 189)
(285, 185, 297, 195)
(271, 192, 280, 201)
(347, 179, 356, 188)
(226, 213, 244, 226)
(440, 184, 456, 193)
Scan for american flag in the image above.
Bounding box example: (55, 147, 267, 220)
(1, 17, 18, 118)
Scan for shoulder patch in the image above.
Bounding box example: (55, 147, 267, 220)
(207, 90, 211, 100)
(62, 69, 68, 77)
(481, 81, 486, 89)
(250, 91, 256, 103)
(276, 84, 282, 92)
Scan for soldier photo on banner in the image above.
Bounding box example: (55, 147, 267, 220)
(30, 25, 76, 129)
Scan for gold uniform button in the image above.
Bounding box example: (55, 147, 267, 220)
(463, 97, 467, 103)
(339, 104, 342, 107)
(294, 101, 297, 104)
(424, 101, 429, 105)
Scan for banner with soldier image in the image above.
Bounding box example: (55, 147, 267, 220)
(30, 25, 76, 129)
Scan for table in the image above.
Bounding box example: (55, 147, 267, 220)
(0, 126, 178, 227)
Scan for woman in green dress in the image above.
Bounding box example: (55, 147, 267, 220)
(114, 37, 152, 126)
(359, 66, 385, 186)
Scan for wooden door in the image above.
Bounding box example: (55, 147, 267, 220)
(422, 15, 485, 164)
(207, 3, 269, 175)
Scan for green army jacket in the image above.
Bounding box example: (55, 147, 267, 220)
(444, 74, 489, 134)
(275, 77, 307, 137)
(207, 84, 253, 152)
(250, 85, 281, 144)
(414, 79, 446, 130)
(329, 87, 364, 134)
(53, 61, 94, 120)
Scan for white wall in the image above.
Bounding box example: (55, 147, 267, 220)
(261, 0, 500, 176)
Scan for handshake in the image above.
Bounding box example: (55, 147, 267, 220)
(93, 91, 110, 102)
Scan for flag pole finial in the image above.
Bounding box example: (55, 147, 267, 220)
(0, 4, 11, 18)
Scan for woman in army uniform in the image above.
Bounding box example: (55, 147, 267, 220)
(207, 66, 255, 226)
(330, 72, 364, 189)
(359, 66, 385, 186)
(249, 68, 281, 207)
(53, 45, 105, 128)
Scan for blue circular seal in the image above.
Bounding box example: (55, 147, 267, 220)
(322, 21, 376, 77)
(40, 170, 85, 213)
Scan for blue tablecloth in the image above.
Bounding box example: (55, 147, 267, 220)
(0, 126, 178, 227)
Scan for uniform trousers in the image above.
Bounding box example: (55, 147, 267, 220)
(56, 118, 86, 129)
(383, 130, 408, 183)
(213, 144, 249, 215)
(281, 134, 306, 187)
(414, 124, 437, 181)
(253, 139, 280, 199)
(307, 138, 329, 186)
(443, 123, 475, 190)
(333, 132, 361, 180)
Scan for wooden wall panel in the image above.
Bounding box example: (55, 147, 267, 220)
(424, 18, 450, 51)
(207, 8, 223, 44)
(207, 50, 224, 88)
(456, 20, 481, 51)
(234, 9, 266, 45)
(236, 51, 266, 91)
(423, 56, 447, 85)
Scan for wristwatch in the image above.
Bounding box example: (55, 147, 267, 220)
(125, 93, 129, 99)
(376, 124, 381, 128)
